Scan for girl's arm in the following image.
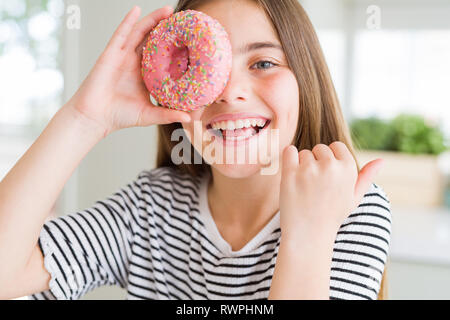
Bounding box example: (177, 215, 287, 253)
(0, 5, 190, 299)
(268, 143, 384, 300)
(269, 223, 337, 299)
(0, 105, 104, 298)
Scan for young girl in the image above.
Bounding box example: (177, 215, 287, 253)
(0, 0, 391, 300)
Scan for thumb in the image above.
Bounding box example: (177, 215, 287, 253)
(354, 158, 384, 206)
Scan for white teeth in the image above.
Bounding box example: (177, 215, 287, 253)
(211, 118, 268, 131)
(235, 120, 244, 129)
(227, 120, 235, 130)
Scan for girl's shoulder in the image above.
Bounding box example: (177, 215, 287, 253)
(134, 166, 203, 200)
(364, 183, 391, 213)
(137, 166, 201, 184)
(349, 182, 392, 228)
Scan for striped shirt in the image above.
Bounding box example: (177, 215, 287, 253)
(28, 166, 391, 300)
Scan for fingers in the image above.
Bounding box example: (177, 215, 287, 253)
(129, 6, 174, 53)
(106, 6, 142, 53)
(353, 158, 384, 204)
(282, 145, 299, 176)
(137, 104, 192, 127)
(329, 141, 353, 161)
(311, 144, 334, 161)
(298, 149, 315, 165)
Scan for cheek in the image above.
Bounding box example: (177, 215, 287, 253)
(260, 70, 299, 128)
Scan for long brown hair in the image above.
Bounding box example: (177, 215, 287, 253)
(156, 0, 387, 300)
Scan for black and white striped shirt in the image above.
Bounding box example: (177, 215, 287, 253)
(28, 166, 391, 300)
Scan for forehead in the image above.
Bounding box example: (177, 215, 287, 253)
(195, 0, 281, 52)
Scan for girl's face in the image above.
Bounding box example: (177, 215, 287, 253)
(181, 0, 299, 178)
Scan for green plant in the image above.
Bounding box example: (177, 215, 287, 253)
(350, 116, 396, 151)
(350, 113, 449, 155)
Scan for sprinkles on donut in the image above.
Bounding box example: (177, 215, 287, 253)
(141, 10, 233, 112)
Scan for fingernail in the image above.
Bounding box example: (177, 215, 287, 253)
(131, 5, 140, 13)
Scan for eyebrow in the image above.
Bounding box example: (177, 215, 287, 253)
(237, 41, 283, 55)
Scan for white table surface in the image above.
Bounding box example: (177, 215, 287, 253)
(390, 205, 450, 266)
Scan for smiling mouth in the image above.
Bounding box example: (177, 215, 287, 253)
(206, 120, 272, 141)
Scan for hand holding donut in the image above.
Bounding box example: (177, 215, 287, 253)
(65, 6, 192, 138)
(279, 142, 384, 242)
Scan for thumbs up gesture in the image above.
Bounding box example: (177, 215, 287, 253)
(279, 141, 384, 240)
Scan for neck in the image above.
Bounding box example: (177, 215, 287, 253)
(207, 167, 282, 232)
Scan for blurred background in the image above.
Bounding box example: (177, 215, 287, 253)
(1, 0, 450, 299)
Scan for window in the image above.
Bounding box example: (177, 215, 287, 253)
(317, 30, 346, 106)
(351, 30, 450, 138)
(306, 0, 450, 142)
(0, 0, 64, 136)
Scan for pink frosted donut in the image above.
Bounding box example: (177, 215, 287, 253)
(141, 10, 232, 112)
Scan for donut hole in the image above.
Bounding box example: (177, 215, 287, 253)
(168, 45, 190, 80)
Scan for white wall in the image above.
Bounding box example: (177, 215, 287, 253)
(302, 0, 450, 30)
(389, 261, 450, 299)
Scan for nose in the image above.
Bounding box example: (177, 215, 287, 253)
(214, 68, 248, 105)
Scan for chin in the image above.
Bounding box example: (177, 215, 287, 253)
(210, 163, 265, 179)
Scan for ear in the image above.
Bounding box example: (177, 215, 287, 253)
(353, 158, 384, 207)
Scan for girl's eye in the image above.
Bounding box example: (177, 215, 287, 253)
(252, 60, 277, 70)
